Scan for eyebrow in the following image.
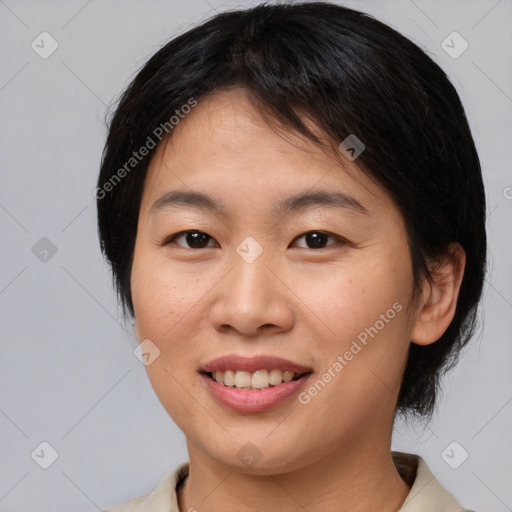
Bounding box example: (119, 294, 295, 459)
(149, 189, 368, 217)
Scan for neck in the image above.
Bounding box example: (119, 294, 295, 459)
(178, 440, 411, 512)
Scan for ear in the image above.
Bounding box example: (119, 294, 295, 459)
(411, 242, 466, 346)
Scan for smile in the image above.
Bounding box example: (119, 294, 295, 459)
(200, 371, 312, 413)
(206, 369, 307, 390)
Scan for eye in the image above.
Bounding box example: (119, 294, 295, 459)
(291, 230, 345, 249)
(163, 230, 217, 249)
(162, 229, 346, 250)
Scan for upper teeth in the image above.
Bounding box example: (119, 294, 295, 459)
(212, 369, 297, 389)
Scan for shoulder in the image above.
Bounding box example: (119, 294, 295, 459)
(393, 451, 477, 512)
(101, 462, 189, 512)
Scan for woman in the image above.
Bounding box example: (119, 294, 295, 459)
(96, 2, 485, 510)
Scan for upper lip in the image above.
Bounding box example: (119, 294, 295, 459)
(199, 354, 313, 374)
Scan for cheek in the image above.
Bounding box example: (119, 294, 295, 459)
(300, 251, 412, 344)
(130, 248, 204, 429)
(131, 245, 200, 341)
(298, 247, 414, 403)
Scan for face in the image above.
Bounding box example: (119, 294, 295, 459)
(131, 88, 419, 473)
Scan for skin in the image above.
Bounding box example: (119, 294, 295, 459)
(130, 87, 466, 512)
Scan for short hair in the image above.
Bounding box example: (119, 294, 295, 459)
(96, 1, 487, 420)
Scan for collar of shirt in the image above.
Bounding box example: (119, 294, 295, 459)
(103, 451, 474, 512)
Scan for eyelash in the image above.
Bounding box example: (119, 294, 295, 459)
(161, 230, 348, 250)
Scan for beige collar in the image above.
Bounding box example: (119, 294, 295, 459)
(105, 451, 472, 511)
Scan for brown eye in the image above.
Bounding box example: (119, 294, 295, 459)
(291, 231, 343, 249)
(165, 230, 217, 249)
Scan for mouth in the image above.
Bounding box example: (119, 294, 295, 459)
(199, 364, 313, 413)
(202, 369, 312, 390)
(198, 354, 314, 391)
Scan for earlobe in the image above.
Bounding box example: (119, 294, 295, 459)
(411, 242, 466, 346)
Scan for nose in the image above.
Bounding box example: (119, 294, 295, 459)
(208, 247, 295, 337)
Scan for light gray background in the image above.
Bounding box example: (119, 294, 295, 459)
(0, 0, 511, 510)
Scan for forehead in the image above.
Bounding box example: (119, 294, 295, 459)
(141, 88, 397, 218)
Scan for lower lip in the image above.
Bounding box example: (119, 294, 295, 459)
(200, 373, 312, 413)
